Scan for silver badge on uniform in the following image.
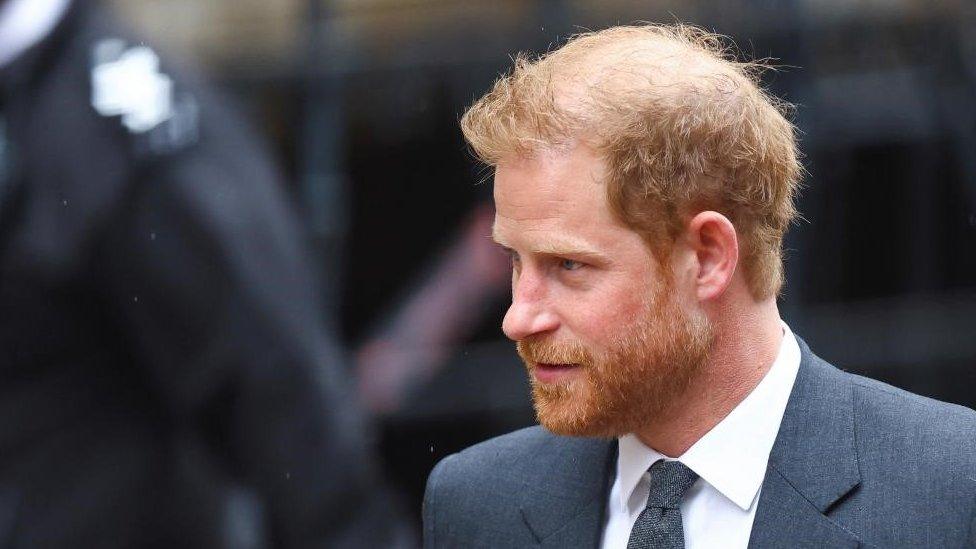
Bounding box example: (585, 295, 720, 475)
(90, 38, 198, 154)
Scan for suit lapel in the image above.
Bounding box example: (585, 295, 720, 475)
(519, 436, 616, 548)
(749, 338, 862, 548)
(534, 495, 608, 549)
(748, 467, 860, 548)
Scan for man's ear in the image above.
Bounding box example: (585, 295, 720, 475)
(687, 211, 738, 301)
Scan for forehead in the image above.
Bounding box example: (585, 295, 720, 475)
(491, 144, 640, 252)
(494, 145, 604, 219)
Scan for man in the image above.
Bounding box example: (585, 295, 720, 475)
(0, 0, 403, 547)
(423, 24, 976, 548)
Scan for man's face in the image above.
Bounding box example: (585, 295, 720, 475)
(492, 144, 712, 438)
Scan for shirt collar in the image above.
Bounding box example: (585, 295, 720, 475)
(615, 321, 801, 512)
(0, 0, 71, 69)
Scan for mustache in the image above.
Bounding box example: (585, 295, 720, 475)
(516, 338, 593, 366)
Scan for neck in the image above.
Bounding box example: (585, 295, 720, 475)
(634, 297, 783, 457)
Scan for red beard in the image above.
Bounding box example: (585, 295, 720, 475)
(517, 281, 712, 438)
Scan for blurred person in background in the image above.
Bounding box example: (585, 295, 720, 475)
(356, 201, 510, 415)
(423, 24, 976, 548)
(0, 0, 406, 547)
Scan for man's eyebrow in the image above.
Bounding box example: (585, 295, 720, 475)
(491, 229, 607, 261)
(534, 239, 607, 260)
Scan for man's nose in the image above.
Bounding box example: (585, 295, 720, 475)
(502, 274, 559, 341)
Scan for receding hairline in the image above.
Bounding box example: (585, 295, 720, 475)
(546, 28, 743, 94)
(463, 24, 771, 165)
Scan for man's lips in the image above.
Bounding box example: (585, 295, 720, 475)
(532, 362, 582, 383)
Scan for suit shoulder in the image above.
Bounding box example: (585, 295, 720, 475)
(423, 426, 564, 547)
(427, 426, 557, 490)
(850, 372, 976, 434)
(847, 372, 976, 471)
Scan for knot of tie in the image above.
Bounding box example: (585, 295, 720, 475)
(644, 460, 699, 510)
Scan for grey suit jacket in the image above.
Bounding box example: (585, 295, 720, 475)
(423, 339, 976, 548)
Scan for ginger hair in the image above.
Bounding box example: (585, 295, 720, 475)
(461, 24, 802, 298)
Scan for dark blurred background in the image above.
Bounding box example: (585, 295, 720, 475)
(109, 0, 976, 531)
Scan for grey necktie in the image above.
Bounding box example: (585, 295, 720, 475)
(626, 460, 699, 549)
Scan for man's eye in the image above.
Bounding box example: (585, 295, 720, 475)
(559, 259, 583, 271)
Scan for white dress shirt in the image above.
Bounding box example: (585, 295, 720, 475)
(0, 0, 71, 68)
(600, 322, 801, 549)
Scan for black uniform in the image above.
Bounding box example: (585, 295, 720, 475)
(0, 1, 396, 547)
